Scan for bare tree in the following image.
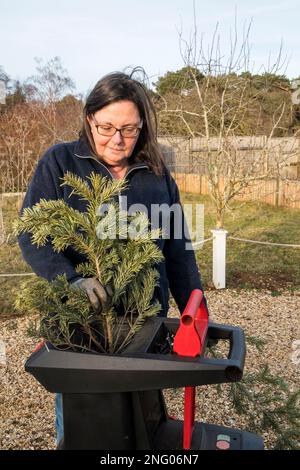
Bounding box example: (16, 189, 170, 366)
(157, 9, 299, 227)
(0, 103, 40, 193)
(25, 57, 81, 143)
(0, 58, 83, 196)
(25, 56, 75, 103)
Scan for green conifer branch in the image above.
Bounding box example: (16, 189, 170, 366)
(208, 336, 300, 449)
(14, 172, 163, 354)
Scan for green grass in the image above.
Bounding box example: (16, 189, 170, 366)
(1, 193, 300, 318)
(181, 193, 300, 291)
(0, 196, 34, 318)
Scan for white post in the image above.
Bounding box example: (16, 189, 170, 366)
(0, 339, 6, 367)
(0, 204, 5, 245)
(211, 229, 228, 289)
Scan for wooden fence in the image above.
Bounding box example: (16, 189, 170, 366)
(1, 177, 300, 210)
(159, 135, 300, 180)
(158, 135, 300, 209)
(172, 173, 300, 209)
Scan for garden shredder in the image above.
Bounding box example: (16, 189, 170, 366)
(25, 289, 264, 450)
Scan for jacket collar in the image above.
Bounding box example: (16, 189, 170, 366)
(74, 138, 93, 158)
(74, 138, 149, 178)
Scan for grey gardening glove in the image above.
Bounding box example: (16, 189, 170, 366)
(70, 277, 113, 313)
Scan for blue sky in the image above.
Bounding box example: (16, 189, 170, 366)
(1, 0, 299, 95)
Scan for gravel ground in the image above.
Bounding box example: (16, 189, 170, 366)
(0, 289, 299, 450)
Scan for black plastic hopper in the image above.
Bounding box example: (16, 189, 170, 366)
(25, 312, 264, 450)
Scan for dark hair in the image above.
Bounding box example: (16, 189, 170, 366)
(79, 71, 165, 176)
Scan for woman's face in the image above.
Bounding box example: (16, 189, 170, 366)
(88, 100, 142, 168)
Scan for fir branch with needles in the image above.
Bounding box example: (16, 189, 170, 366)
(207, 335, 300, 449)
(14, 172, 164, 354)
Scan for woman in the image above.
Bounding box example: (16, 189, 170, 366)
(18, 71, 205, 447)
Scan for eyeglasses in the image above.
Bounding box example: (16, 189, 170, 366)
(93, 120, 143, 138)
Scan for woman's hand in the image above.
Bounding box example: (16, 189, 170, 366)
(70, 277, 113, 313)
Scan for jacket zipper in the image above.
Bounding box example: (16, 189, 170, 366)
(74, 153, 148, 207)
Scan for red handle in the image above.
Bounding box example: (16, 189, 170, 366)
(173, 289, 208, 357)
(172, 289, 209, 450)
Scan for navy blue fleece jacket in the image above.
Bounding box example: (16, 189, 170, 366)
(18, 139, 204, 317)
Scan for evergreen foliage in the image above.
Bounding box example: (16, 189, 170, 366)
(208, 336, 300, 449)
(13, 172, 164, 354)
(229, 365, 300, 449)
(154, 68, 297, 137)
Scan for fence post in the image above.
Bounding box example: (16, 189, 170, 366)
(0, 195, 5, 245)
(211, 229, 228, 289)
